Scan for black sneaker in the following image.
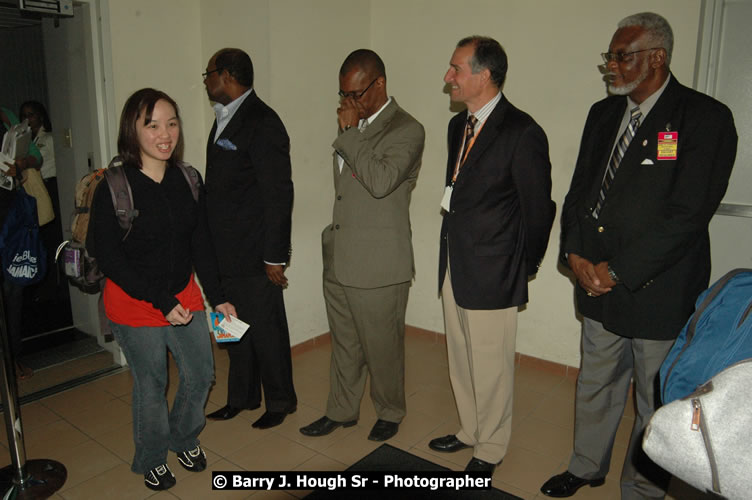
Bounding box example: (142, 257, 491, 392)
(177, 445, 207, 472)
(144, 464, 176, 490)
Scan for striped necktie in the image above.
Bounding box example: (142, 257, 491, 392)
(592, 106, 642, 219)
(451, 115, 479, 184)
(458, 115, 477, 167)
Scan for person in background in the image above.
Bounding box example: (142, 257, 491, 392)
(1, 106, 42, 380)
(91, 88, 236, 491)
(19, 100, 64, 306)
(19, 101, 58, 220)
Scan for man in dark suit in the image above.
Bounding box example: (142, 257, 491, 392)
(202, 48, 296, 429)
(428, 36, 555, 473)
(299, 49, 425, 442)
(541, 13, 737, 499)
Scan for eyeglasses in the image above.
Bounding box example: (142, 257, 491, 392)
(202, 68, 222, 79)
(601, 48, 661, 63)
(338, 78, 378, 100)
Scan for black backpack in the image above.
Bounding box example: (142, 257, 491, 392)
(56, 156, 200, 294)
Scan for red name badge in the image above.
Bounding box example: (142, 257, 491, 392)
(657, 132, 678, 160)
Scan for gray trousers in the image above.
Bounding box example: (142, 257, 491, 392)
(568, 318, 674, 500)
(323, 267, 410, 424)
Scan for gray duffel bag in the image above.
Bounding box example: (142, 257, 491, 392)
(643, 358, 752, 499)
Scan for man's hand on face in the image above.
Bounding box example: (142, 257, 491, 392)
(337, 97, 365, 131)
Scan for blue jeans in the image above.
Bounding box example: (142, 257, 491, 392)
(111, 311, 214, 474)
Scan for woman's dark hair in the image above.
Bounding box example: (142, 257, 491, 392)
(19, 100, 52, 132)
(117, 88, 183, 169)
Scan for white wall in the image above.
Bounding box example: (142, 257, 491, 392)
(102, 0, 703, 367)
(107, 0, 206, 169)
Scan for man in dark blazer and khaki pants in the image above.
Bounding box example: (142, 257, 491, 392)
(202, 48, 297, 430)
(541, 13, 737, 499)
(300, 49, 425, 442)
(428, 36, 555, 473)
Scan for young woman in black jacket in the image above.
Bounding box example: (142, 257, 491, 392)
(92, 88, 235, 491)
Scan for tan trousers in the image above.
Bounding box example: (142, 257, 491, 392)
(441, 269, 517, 464)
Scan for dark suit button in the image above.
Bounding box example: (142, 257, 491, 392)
(337, 195, 342, 200)
(335, 224, 340, 230)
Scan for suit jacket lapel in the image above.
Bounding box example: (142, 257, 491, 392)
(332, 147, 344, 189)
(630, 75, 680, 146)
(585, 99, 626, 204)
(332, 99, 399, 188)
(462, 96, 508, 171)
(359, 98, 398, 139)
(206, 120, 218, 159)
(206, 90, 258, 162)
(446, 112, 466, 186)
(601, 76, 681, 200)
(218, 90, 259, 144)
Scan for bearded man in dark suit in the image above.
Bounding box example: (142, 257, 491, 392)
(202, 48, 296, 430)
(541, 13, 737, 499)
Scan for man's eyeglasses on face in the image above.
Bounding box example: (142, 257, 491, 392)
(338, 78, 378, 100)
(601, 48, 661, 64)
(202, 68, 222, 79)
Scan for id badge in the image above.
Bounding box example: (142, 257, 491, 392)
(657, 132, 678, 160)
(440, 186, 453, 212)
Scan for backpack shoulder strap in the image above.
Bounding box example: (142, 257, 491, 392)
(103, 156, 138, 240)
(176, 161, 201, 202)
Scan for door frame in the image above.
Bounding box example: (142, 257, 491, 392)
(695, 0, 752, 218)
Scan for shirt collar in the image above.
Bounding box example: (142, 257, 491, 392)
(360, 97, 392, 128)
(627, 73, 671, 119)
(469, 92, 502, 126)
(213, 87, 253, 122)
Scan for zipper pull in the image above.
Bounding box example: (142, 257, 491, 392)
(691, 398, 701, 431)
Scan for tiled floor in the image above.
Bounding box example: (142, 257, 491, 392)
(0, 327, 707, 499)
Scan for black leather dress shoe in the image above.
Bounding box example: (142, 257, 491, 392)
(540, 471, 605, 497)
(207, 405, 242, 420)
(428, 434, 472, 453)
(465, 457, 497, 473)
(367, 420, 399, 441)
(252, 408, 296, 429)
(300, 416, 357, 437)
